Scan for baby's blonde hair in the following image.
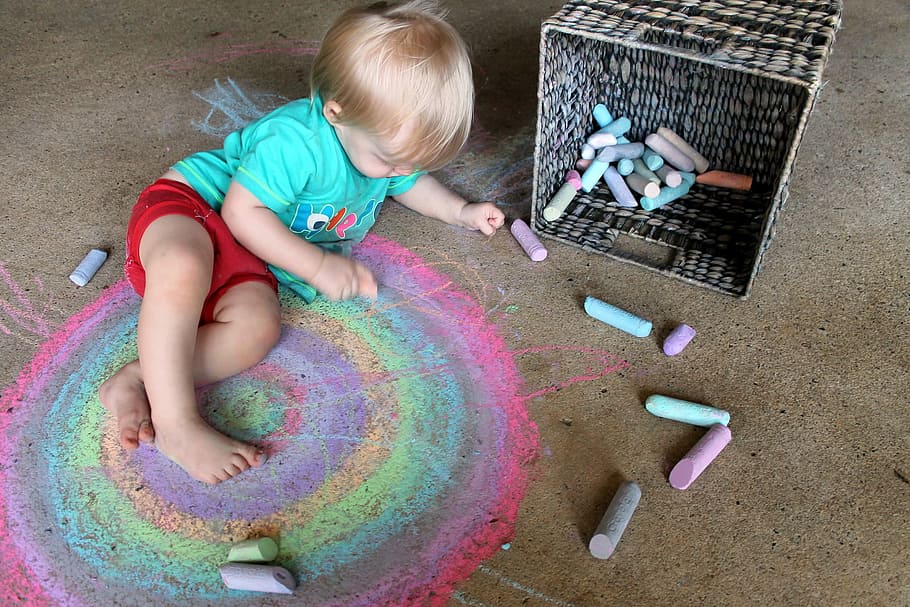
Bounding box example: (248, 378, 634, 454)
(311, 1, 474, 172)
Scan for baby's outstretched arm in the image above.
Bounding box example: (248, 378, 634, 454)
(221, 180, 377, 301)
(393, 174, 504, 235)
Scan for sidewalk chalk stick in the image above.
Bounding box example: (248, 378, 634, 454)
(617, 158, 635, 176)
(657, 127, 709, 173)
(603, 166, 638, 208)
(227, 537, 279, 563)
(596, 142, 645, 163)
(655, 164, 683, 188)
(511, 219, 547, 261)
(632, 158, 661, 184)
(645, 134, 696, 172)
(587, 132, 618, 148)
(695, 170, 753, 191)
(645, 394, 730, 427)
(642, 148, 665, 171)
(589, 481, 641, 559)
(219, 563, 296, 594)
(669, 424, 732, 490)
(625, 172, 660, 198)
(581, 158, 610, 192)
(662, 323, 696, 355)
(70, 248, 108, 286)
(584, 296, 652, 337)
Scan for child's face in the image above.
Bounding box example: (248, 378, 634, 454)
(324, 101, 415, 179)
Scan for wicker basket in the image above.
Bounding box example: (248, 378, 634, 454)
(531, 0, 842, 297)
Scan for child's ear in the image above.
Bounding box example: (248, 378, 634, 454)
(323, 100, 343, 124)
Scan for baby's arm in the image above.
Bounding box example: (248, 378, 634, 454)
(221, 181, 377, 301)
(392, 174, 505, 235)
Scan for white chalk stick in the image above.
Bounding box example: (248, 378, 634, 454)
(70, 248, 108, 286)
(220, 563, 296, 594)
(589, 481, 641, 559)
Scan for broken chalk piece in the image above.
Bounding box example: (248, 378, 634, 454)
(645, 394, 730, 427)
(669, 424, 732, 490)
(70, 248, 108, 287)
(695, 170, 753, 191)
(511, 219, 547, 261)
(227, 537, 279, 563)
(584, 296, 652, 338)
(587, 131, 618, 148)
(631, 158, 661, 184)
(219, 563, 297, 594)
(589, 481, 641, 559)
(657, 127, 710, 173)
(644, 133, 696, 172)
(663, 323, 696, 355)
(581, 143, 597, 160)
(565, 169, 582, 190)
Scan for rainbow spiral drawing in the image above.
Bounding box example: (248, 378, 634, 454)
(0, 235, 538, 606)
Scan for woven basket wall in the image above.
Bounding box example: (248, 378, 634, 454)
(531, 0, 843, 297)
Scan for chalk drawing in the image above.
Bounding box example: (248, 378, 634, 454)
(147, 39, 321, 72)
(0, 235, 630, 606)
(191, 78, 290, 138)
(479, 564, 580, 607)
(0, 263, 60, 343)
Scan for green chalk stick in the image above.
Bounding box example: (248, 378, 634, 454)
(645, 394, 730, 427)
(228, 537, 279, 563)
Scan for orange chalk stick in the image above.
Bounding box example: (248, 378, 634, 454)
(695, 170, 753, 191)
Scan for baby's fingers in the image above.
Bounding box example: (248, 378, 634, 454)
(355, 263, 378, 300)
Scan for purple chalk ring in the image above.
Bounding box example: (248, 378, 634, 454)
(663, 323, 696, 356)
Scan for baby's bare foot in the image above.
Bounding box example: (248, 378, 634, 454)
(152, 415, 266, 484)
(99, 362, 156, 450)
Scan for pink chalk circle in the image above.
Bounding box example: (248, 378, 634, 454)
(669, 424, 732, 490)
(663, 323, 696, 355)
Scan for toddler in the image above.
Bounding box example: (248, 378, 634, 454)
(100, 0, 505, 484)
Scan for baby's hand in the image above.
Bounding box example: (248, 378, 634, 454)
(459, 202, 505, 236)
(310, 251, 378, 301)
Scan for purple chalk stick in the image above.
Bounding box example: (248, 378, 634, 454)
(511, 219, 547, 261)
(663, 323, 696, 355)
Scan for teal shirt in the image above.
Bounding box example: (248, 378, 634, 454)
(173, 95, 423, 301)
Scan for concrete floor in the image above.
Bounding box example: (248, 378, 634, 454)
(1, 1, 907, 606)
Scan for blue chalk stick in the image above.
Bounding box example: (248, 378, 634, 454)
(581, 158, 610, 192)
(584, 296, 652, 337)
(645, 394, 730, 427)
(642, 149, 665, 171)
(617, 158, 635, 176)
(593, 104, 613, 128)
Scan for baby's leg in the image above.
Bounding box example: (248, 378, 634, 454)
(118, 214, 279, 483)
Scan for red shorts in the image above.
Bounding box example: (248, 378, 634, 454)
(125, 179, 278, 323)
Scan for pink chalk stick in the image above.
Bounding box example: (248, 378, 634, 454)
(669, 424, 732, 490)
(511, 219, 547, 261)
(565, 170, 582, 190)
(663, 323, 696, 355)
